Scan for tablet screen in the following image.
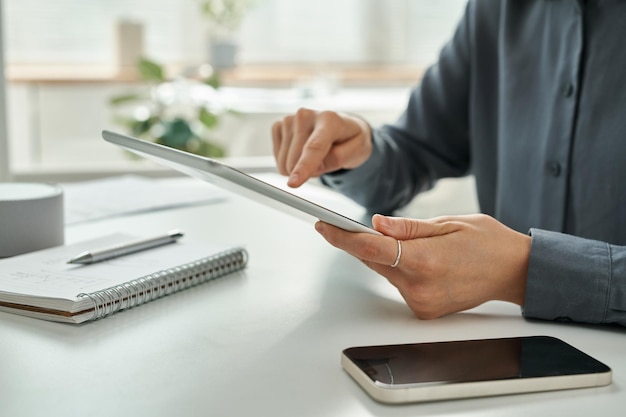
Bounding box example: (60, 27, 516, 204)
(102, 130, 381, 235)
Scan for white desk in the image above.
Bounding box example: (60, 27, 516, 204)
(0, 177, 623, 416)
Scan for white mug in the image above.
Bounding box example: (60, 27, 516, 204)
(0, 183, 64, 257)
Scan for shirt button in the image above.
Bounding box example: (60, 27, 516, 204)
(563, 83, 575, 98)
(547, 161, 562, 177)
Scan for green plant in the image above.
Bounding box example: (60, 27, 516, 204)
(109, 57, 225, 158)
(199, 0, 257, 35)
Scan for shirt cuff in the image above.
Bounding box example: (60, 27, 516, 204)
(523, 228, 611, 324)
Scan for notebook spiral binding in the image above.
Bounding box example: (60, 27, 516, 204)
(77, 247, 248, 321)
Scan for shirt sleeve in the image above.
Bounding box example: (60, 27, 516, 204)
(321, 1, 475, 215)
(524, 228, 626, 326)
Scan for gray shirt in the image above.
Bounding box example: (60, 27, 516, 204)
(322, 0, 626, 325)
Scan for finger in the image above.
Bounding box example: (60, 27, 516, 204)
(288, 128, 333, 187)
(277, 116, 294, 176)
(361, 257, 448, 320)
(372, 214, 461, 240)
(362, 258, 409, 288)
(271, 120, 284, 173)
(315, 221, 400, 267)
(286, 109, 316, 174)
(288, 111, 341, 187)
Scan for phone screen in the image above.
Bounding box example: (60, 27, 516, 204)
(343, 336, 610, 386)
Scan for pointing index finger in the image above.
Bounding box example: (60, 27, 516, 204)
(287, 126, 333, 187)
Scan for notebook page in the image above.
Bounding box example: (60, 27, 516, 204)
(62, 175, 226, 224)
(0, 234, 235, 303)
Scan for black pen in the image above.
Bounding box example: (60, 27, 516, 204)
(67, 229, 184, 265)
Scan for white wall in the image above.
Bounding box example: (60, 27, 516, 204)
(5, 0, 466, 67)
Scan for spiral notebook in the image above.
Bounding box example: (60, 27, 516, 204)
(0, 234, 248, 324)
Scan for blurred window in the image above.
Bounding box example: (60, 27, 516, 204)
(2, 0, 466, 178)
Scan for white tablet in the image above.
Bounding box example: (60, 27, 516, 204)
(102, 130, 381, 235)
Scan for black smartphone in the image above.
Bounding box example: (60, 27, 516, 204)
(341, 336, 611, 404)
